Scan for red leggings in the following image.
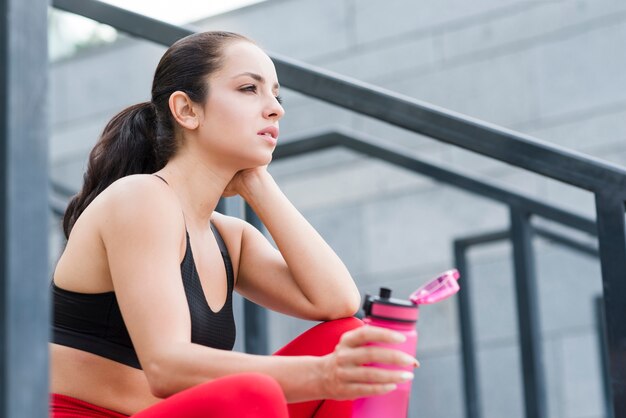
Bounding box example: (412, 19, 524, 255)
(50, 317, 363, 417)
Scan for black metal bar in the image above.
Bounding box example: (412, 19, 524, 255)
(453, 240, 482, 418)
(52, 0, 626, 193)
(276, 129, 598, 236)
(269, 63, 626, 194)
(243, 204, 269, 355)
(533, 226, 599, 258)
(594, 194, 626, 418)
(596, 295, 615, 418)
(454, 227, 598, 262)
(510, 208, 547, 418)
(0, 0, 50, 416)
(216, 198, 227, 215)
(453, 229, 513, 418)
(52, 0, 193, 46)
(272, 130, 340, 160)
(453, 230, 510, 248)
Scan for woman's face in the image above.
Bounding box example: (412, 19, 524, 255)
(196, 40, 285, 170)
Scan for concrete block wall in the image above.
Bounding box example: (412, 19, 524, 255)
(50, 1, 624, 417)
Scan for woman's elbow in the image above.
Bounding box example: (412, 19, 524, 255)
(143, 356, 178, 399)
(322, 290, 361, 320)
(343, 295, 362, 318)
(345, 287, 362, 316)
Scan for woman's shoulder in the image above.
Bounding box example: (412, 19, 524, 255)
(91, 174, 184, 236)
(101, 173, 171, 199)
(210, 210, 243, 230)
(210, 211, 245, 249)
(95, 174, 174, 207)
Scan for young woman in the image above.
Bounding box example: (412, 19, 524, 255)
(50, 31, 419, 417)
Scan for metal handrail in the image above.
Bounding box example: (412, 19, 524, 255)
(273, 128, 598, 234)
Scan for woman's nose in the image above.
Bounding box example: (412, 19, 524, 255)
(264, 97, 285, 120)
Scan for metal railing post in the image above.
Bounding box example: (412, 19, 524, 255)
(510, 208, 547, 418)
(0, 0, 50, 416)
(453, 240, 482, 418)
(596, 295, 615, 418)
(243, 204, 269, 355)
(594, 193, 626, 418)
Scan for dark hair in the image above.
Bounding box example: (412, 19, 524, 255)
(63, 31, 254, 239)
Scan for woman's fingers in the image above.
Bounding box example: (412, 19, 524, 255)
(339, 325, 406, 348)
(337, 382, 399, 400)
(337, 364, 414, 385)
(330, 365, 415, 400)
(337, 326, 419, 368)
(337, 346, 418, 368)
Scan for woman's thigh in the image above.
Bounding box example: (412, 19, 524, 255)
(273, 317, 363, 357)
(131, 373, 288, 418)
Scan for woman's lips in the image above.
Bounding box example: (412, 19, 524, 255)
(257, 126, 278, 146)
(258, 132, 277, 146)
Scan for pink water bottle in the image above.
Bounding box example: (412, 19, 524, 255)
(352, 269, 460, 418)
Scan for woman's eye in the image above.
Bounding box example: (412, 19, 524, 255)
(241, 86, 284, 105)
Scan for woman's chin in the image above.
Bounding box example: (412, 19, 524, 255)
(236, 155, 273, 172)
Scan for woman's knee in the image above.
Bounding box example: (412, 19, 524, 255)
(274, 316, 364, 357)
(310, 317, 364, 344)
(319, 316, 364, 334)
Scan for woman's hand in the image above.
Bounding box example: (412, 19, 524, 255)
(222, 166, 271, 198)
(317, 325, 420, 401)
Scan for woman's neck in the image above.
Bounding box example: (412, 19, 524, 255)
(156, 153, 237, 230)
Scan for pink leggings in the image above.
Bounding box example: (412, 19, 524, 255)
(50, 317, 363, 417)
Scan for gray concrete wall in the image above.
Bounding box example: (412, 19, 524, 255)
(50, 1, 625, 417)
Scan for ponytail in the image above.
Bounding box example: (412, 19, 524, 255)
(62, 102, 159, 239)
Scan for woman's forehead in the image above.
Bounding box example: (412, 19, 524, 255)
(216, 41, 279, 87)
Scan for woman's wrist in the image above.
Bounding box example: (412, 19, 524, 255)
(238, 168, 277, 204)
(294, 355, 329, 402)
(271, 354, 329, 403)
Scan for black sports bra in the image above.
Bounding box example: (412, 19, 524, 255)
(51, 175, 236, 369)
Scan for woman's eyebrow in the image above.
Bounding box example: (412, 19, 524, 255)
(233, 72, 280, 90)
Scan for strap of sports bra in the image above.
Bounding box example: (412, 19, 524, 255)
(209, 222, 228, 255)
(153, 173, 169, 185)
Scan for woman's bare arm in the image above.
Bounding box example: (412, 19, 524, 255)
(234, 168, 361, 320)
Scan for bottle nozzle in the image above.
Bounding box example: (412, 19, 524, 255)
(409, 269, 460, 305)
(379, 287, 392, 299)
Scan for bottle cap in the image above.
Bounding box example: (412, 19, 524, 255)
(362, 287, 418, 323)
(409, 269, 460, 305)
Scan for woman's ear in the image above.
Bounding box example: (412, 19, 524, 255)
(168, 91, 200, 130)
